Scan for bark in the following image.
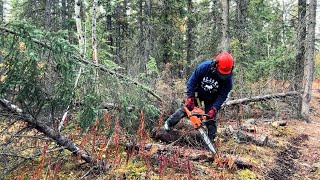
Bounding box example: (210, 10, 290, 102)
(151, 125, 206, 149)
(295, 0, 306, 117)
(92, 0, 98, 64)
(75, 0, 85, 55)
(219, 0, 229, 52)
(301, 0, 317, 122)
(105, 0, 113, 53)
(67, 0, 75, 42)
(223, 91, 300, 107)
(61, 0, 67, 29)
(209, 0, 220, 55)
(115, 5, 121, 64)
(152, 125, 274, 148)
(236, 0, 248, 62)
(125, 142, 254, 169)
(145, 0, 152, 68)
(123, 0, 129, 69)
(44, 0, 51, 30)
(161, 1, 170, 65)
(186, 0, 195, 77)
(139, 0, 145, 71)
(0, 0, 3, 23)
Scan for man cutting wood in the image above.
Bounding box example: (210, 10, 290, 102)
(163, 52, 234, 143)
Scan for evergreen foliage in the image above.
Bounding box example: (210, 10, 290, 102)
(0, 0, 318, 132)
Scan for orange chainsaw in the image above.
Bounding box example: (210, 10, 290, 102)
(184, 106, 217, 154)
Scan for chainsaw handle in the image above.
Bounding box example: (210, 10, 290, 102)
(184, 106, 211, 120)
(190, 113, 209, 118)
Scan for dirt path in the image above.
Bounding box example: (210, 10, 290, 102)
(266, 82, 320, 180)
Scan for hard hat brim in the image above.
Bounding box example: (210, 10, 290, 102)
(217, 70, 232, 80)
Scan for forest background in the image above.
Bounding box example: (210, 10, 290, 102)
(0, 0, 319, 179)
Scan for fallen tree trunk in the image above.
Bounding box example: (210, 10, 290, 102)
(0, 99, 101, 167)
(125, 142, 254, 169)
(224, 91, 300, 107)
(152, 123, 275, 148)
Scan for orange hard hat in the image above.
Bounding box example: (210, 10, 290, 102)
(215, 52, 234, 75)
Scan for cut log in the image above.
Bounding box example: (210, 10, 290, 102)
(151, 126, 208, 150)
(125, 142, 254, 169)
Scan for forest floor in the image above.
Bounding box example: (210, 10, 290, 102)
(5, 81, 320, 180)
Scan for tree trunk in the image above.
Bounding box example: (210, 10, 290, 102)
(301, 0, 317, 122)
(219, 0, 229, 52)
(211, 0, 221, 54)
(186, 0, 195, 77)
(0, 0, 3, 23)
(144, 0, 152, 69)
(161, 1, 170, 65)
(44, 0, 51, 30)
(92, 0, 98, 64)
(75, 0, 85, 55)
(67, 0, 75, 42)
(236, 0, 248, 62)
(115, 5, 121, 64)
(61, 0, 67, 29)
(105, 0, 113, 54)
(295, 0, 306, 117)
(139, 0, 145, 71)
(123, 0, 128, 70)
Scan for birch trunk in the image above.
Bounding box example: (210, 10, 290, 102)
(92, 0, 98, 65)
(75, 0, 85, 55)
(301, 0, 317, 122)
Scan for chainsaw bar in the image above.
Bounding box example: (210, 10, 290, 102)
(198, 128, 216, 154)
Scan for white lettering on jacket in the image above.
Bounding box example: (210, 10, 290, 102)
(201, 77, 219, 93)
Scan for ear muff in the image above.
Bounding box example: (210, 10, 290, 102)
(212, 59, 234, 74)
(211, 59, 218, 71)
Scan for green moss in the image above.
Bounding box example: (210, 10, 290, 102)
(272, 126, 293, 137)
(237, 169, 256, 180)
(114, 160, 147, 178)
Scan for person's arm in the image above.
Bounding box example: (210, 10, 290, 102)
(210, 77, 233, 111)
(186, 62, 207, 97)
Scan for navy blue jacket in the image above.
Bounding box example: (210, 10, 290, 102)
(187, 60, 233, 111)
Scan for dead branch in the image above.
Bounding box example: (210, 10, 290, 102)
(0, 147, 64, 160)
(224, 91, 300, 106)
(0, 98, 103, 167)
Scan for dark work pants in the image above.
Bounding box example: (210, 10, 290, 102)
(165, 106, 218, 140)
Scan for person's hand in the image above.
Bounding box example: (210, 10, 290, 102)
(185, 97, 195, 111)
(208, 108, 216, 119)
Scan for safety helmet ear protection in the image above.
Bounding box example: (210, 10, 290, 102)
(211, 52, 234, 79)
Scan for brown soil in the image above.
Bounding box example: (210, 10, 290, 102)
(265, 81, 320, 180)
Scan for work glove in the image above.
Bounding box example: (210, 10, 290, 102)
(185, 97, 195, 111)
(208, 108, 216, 119)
